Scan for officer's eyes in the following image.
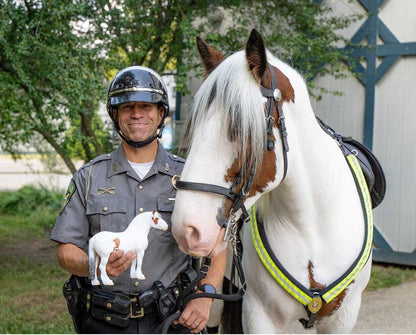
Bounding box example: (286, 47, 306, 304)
(120, 103, 153, 111)
(120, 104, 134, 110)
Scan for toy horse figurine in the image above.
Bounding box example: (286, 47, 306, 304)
(89, 210, 168, 286)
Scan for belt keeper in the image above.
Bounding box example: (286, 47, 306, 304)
(130, 297, 145, 318)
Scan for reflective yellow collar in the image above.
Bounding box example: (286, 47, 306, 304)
(250, 154, 373, 312)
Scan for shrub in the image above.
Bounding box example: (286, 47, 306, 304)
(0, 185, 63, 229)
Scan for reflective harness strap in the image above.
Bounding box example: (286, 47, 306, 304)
(250, 154, 373, 327)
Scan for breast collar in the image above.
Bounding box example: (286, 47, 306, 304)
(175, 63, 289, 243)
(249, 153, 374, 328)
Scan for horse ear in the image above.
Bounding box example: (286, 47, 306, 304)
(245, 29, 267, 82)
(197, 36, 225, 75)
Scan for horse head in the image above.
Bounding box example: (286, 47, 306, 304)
(151, 210, 169, 231)
(171, 29, 295, 257)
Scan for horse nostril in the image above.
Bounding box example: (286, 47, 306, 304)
(185, 225, 200, 245)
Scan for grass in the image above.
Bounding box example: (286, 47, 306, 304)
(0, 259, 73, 333)
(0, 186, 415, 333)
(0, 186, 73, 333)
(367, 263, 416, 291)
(0, 237, 74, 333)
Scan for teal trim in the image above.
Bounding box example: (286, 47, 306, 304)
(343, 1, 416, 149)
(373, 249, 416, 266)
(373, 228, 392, 251)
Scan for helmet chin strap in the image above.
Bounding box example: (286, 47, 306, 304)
(118, 124, 165, 148)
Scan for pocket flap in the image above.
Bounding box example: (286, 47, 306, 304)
(157, 197, 175, 212)
(86, 197, 127, 216)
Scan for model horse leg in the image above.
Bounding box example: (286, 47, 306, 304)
(98, 255, 114, 286)
(132, 249, 146, 280)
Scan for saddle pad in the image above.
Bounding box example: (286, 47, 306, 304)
(316, 117, 386, 208)
(341, 137, 386, 208)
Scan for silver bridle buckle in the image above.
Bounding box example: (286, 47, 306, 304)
(223, 211, 238, 244)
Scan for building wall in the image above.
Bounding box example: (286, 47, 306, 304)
(311, 0, 416, 263)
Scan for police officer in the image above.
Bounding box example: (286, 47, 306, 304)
(51, 66, 226, 333)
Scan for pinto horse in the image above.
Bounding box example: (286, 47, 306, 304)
(171, 29, 373, 333)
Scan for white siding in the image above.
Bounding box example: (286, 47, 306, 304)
(373, 56, 416, 252)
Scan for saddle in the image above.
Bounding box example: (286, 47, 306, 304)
(316, 117, 386, 208)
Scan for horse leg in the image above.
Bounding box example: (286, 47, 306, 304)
(315, 262, 371, 333)
(130, 254, 136, 279)
(91, 254, 100, 286)
(132, 250, 145, 280)
(98, 255, 114, 286)
(315, 294, 362, 333)
(242, 290, 286, 333)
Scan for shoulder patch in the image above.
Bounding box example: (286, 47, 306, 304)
(61, 179, 76, 213)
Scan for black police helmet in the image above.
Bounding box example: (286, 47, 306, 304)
(107, 66, 169, 120)
(107, 66, 170, 148)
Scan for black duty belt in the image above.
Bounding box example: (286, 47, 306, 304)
(129, 296, 155, 318)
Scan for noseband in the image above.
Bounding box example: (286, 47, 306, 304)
(175, 63, 289, 243)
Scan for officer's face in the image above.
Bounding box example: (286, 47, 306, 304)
(116, 102, 164, 142)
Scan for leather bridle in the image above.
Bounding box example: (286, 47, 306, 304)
(175, 63, 289, 243)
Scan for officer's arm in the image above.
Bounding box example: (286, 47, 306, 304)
(57, 243, 137, 278)
(176, 249, 227, 332)
(57, 243, 89, 277)
(199, 248, 227, 290)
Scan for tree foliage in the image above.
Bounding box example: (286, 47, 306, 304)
(0, 0, 358, 174)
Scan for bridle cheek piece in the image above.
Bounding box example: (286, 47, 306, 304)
(174, 63, 289, 244)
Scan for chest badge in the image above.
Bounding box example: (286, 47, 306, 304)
(98, 187, 115, 195)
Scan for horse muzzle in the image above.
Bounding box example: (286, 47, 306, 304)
(172, 222, 227, 257)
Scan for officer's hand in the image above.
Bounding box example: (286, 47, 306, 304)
(106, 250, 136, 277)
(174, 296, 213, 333)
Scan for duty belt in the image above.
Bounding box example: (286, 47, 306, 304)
(129, 296, 154, 318)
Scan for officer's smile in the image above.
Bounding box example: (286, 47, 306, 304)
(127, 120, 151, 129)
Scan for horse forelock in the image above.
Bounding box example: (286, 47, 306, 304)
(188, 51, 267, 173)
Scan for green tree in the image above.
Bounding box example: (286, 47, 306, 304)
(0, 0, 358, 174)
(0, 0, 111, 173)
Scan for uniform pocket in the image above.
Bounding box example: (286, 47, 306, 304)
(86, 196, 130, 233)
(153, 196, 175, 243)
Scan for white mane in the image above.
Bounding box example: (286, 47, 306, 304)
(187, 50, 267, 171)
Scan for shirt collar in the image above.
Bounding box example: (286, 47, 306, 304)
(108, 142, 176, 178)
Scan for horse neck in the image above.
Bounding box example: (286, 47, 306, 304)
(262, 102, 358, 228)
(127, 216, 151, 234)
